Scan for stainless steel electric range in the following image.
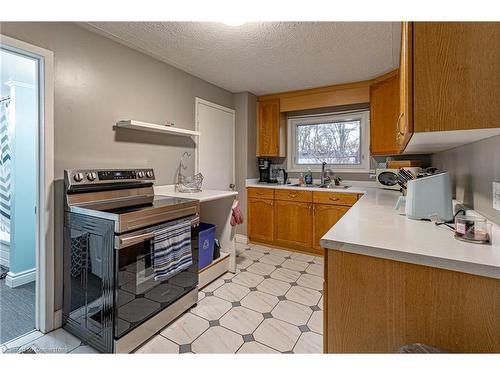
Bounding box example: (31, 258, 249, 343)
(62, 168, 199, 353)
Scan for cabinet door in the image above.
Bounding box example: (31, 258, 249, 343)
(257, 99, 284, 157)
(413, 22, 500, 132)
(397, 22, 413, 153)
(370, 73, 400, 156)
(248, 198, 275, 242)
(275, 200, 312, 248)
(312, 204, 350, 251)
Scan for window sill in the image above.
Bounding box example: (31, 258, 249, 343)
(287, 168, 371, 174)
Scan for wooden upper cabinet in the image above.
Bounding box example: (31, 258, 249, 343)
(256, 99, 286, 157)
(370, 71, 400, 156)
(397, 22, 414, 153)
(248, 197, 275, 242)
(413, 22, 500, 133)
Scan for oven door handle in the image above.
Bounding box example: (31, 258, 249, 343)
(116, 215, 199, 249)
(118, 232, 155, 248)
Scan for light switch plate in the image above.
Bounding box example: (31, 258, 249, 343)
(493, 181, 500, 212)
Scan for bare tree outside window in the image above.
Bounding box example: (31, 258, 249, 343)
(296, 120, 361, 165)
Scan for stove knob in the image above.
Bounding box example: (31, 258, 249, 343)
(73, 173, 84, 182)
(87, 172, 97, 181)
(137, 171, 145, 178)
(146, 170, 154, 178)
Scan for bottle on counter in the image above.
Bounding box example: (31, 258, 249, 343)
(304, 168, 313, 185)
(299, 172, 305, 185)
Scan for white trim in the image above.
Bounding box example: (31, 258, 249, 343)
(287, 110, 370, 173)
(194, 97, 236, 189)
(235, 234, 249, 244)
(5, 268, 36, 288)
(0, 34, 55, 334)
(53, 309, 63, 329)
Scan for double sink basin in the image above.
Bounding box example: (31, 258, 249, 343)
(262, 183, 352, 190)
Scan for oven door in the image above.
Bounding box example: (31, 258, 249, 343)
(114, 215, 199, 339)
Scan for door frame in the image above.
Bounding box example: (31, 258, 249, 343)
(194, 97, 235, 189)
(0, 34, 55, 334)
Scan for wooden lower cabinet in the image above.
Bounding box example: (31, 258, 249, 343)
(312, 204, 349, 252)
(247, 188, 359, 255)
(248, 197, 275, 242)
(275, 200, 313, 249)
(324, 250, 500, 353)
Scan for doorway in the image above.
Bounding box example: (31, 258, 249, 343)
(0, 35, 54, 345)
(195, 98, 235, 190)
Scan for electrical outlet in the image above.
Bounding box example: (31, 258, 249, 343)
(493, 181, 500, 212)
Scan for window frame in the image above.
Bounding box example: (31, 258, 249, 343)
(287, 110, 370, 173)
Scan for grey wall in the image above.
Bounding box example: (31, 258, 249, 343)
(432, 135, 500, 225)
(234, 92, 258, 236)
(0, 22, 234, 312)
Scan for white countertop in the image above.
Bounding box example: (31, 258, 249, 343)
(154, 185, 238, 203)
(246, 180, 370, 194)
(319, 187, 500, 280)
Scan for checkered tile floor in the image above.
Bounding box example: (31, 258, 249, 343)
(136, 243, 324, 354)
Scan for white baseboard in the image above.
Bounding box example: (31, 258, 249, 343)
(5, 267, 36, 288)
(54, 309, 63, 329)
(235, 234, 248, 244)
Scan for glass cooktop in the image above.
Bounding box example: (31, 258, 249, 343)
(101, 196, 196, 215)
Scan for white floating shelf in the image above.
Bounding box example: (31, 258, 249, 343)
(115, 120, 200, 137)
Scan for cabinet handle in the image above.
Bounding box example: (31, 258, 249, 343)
(288, 193, 297, 198)
(329, 197, 340, 201)
(396, 112, 405, 136)
(265, 201, 274, 206)
(256, 192, 264, 195)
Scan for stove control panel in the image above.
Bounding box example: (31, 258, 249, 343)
(65, 168, 155, 186)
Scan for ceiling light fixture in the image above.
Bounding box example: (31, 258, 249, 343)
(222, 20, 246, 27)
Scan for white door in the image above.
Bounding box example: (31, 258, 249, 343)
(195, 98, 235, 191)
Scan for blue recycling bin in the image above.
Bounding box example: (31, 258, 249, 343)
(198, 223, 216, 269)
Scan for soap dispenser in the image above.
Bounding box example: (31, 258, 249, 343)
(304, 168, 313, 185)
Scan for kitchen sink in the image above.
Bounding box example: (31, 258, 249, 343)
(257, 182, 351, 189)
(292, 183, 352, 190)
(312, 184, 351, 189)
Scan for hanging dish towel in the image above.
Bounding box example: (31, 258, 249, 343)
(230, 199, 244, 226)
(151, 220, 192, 281)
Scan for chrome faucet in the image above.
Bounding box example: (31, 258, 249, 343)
(321, 161, 327, 185)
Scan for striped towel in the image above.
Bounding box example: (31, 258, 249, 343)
(151, 220, 192, 281)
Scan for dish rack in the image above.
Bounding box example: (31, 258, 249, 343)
(176, 152, 203, 193)
(176, 172, 204, 193)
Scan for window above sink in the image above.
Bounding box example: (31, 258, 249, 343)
(287, 110, 370, 173)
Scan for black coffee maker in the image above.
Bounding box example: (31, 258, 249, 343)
(258, 158, 272, 183)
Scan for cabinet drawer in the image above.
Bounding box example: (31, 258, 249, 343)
(275, 189, 313, 203)
(313, 192, 358, 206)
(248, 187, 274, 199)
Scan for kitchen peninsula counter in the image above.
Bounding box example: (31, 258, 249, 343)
(318, 186, 500, 353)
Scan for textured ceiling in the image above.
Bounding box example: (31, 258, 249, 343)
(83, 22, 401, 95)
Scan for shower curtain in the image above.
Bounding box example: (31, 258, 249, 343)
(0, 97, 11, 234)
